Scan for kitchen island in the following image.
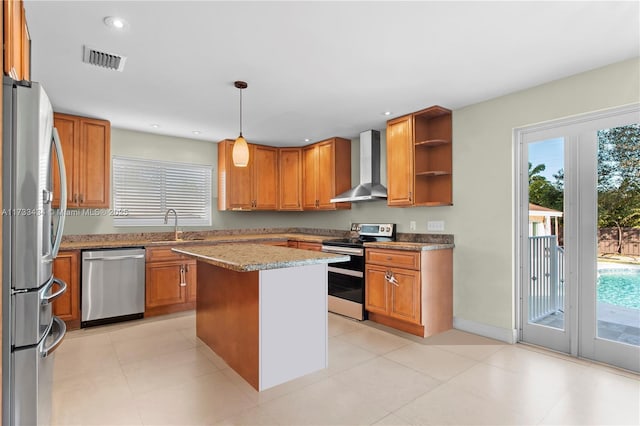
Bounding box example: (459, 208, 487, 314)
(173, 243, 349, 391)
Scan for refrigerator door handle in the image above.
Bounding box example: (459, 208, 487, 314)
(40, 316, 66, 358)
(41, 277, 67, 305)
(50, 127, 67, 259)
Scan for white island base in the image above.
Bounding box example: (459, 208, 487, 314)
(196, 261, 328, 391)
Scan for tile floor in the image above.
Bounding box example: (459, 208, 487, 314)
(52, 311, 640, 425)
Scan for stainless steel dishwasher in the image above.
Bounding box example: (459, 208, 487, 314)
(81, 248, 146, 327)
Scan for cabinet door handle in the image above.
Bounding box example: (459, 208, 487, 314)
(73, 194, 78, 203)
(179, 265, 187, 287)
(385, 270, 399, 286)
(80, 194, 84, 203)
(409, 191, 412, 202)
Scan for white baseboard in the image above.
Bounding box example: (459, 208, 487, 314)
(453, 317, 518, 344)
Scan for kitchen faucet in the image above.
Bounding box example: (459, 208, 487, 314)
(164, 208, 182, 240)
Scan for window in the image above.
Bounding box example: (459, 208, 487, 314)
(112, 156, 212, 227)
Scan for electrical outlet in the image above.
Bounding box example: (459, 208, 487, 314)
(427, 220, 445, 231)
(409, 221, 416, 231)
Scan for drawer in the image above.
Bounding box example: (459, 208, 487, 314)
(297, 242, 322, 252)
(366, 248, 420, 270)
(146, 246, 192, 263)
(261, 240, 289, 247)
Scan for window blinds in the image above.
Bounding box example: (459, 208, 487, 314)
(112, 156, 212, 226)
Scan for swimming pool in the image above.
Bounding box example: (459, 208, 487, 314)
(598, 267, 640, 309)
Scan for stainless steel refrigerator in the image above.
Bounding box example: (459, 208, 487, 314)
(2, 77, 68, 425)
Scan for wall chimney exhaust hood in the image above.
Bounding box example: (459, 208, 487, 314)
(330, 130, 387, 203)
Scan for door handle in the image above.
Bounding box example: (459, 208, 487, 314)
(41, 277, 67, 305)
(84, 254, 145, 261)
(40, 316, 66, 358)
(51, 128, 67, 258)
(179, 265, 187, 287)
(384, 270, 399, 286)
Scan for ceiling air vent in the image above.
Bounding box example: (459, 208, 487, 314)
(82, 45, 126, 72)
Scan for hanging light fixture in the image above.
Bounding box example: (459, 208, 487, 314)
(232, 80, 250, 167)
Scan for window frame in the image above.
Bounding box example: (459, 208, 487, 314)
(112, 156, 212, 227)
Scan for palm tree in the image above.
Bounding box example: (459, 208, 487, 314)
(528, 162, 546, 184)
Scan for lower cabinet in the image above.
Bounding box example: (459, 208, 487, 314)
(365, 248, 452, 337)
(145, 247, 197, 317)
(52, 250, 80, 330)
(296, 242, 322, 251)
(365, 264, 421, 324)
(261, 240, 289, 247)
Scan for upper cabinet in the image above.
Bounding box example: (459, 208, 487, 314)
(218, 137, 351, 212)
(218, 140, 279, 211)
(386, 106, 452, 207)
(278, 148, 303, 211)
(4, 0, 30, 81)
(52, 113, 111, 208)
(302, 137, 351, 210)
(253, 144, 279, 210)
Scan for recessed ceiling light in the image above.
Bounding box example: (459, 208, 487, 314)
(304, 138, 310, 142)
(104, 16, 127, 30)
(383, 111, 392, 116)
(150, 124, 160, 128)
(192, 130, 201, 135)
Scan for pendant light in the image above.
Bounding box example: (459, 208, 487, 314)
(232, 80, 250, 167)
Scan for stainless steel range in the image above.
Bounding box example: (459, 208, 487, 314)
(322, 223, 396, 320)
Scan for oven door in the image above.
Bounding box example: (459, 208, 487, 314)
(327, 266, 364, 304)
(322, 245, 366, 320)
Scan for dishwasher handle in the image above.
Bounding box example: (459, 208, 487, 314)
(84, 254, 145, 262)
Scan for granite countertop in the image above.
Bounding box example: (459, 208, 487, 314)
(173, 243, 350, 272)
(364, 241, 455, 251)
(59, 233, 333, 250)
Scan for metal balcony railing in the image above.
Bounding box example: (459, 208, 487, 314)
(529, 236, 565, 322)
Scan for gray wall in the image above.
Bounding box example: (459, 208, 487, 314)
(62, 57, 640, 338)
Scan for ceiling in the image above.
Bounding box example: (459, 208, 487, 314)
(25, 1, 639, 147)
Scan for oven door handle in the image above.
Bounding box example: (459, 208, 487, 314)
(321, 246, 363, 256)
(328, 266, 364, 278)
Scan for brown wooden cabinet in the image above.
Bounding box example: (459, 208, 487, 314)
(52, 113, 111, 208)
(252, 144, 279, 209)
(52, 250, 80, 330)
(145, 247, 197, 316)
(302, 137, 351, 210)
(386, 106, 452, 207)
(278, 148, 303, 211)
(261, 240, 289, 247)
(386, 115, 414, 206)
(218, 140, 278, 211)
(3, 0, 30, 81)
(218, 139, 251, 210)
(296, 242, 322, 251)
(219, 137, 351, 212)
(365, 247, 452, 337)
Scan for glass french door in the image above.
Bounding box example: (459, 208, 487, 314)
(517, 105, 640, 372)
(520, 134, 570, 354)
(577, 119, 640, 372)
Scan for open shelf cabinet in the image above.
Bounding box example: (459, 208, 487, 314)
(386, 105, 452, 207)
